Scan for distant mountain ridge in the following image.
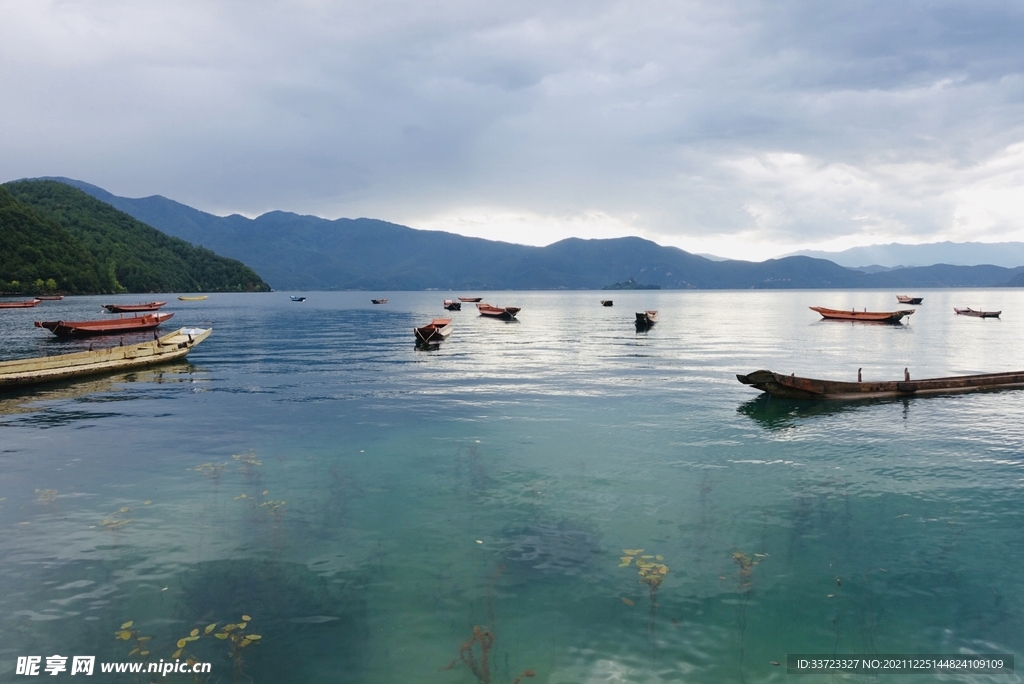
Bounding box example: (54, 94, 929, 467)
(789, 242, 1024, 269)
(43, 178, 1024, 290)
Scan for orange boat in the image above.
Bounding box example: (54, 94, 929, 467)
(414, 318, 453, 344)
(810, 306, 914, 323)
(102, 301, 167, 313)
(459, 297, 483, 302)
(35, 312, 174, 337)
(477, 303, 520, 320)
(0, 299, 41, 308)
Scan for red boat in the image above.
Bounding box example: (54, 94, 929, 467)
(810, 306, 914, 323)
(35, 312, 174, 337)
(102, 301, 167, 313)
(0, 299, 41, 308)
(414, 318, 453, 344)
(459, 297, 483, 302)
(477, 303, 520, 320)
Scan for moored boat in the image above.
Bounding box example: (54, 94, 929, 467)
(477, 303, 520, 320)
(35, 312, 174, 337)
(601, 300, 613, 306)
(0, 327, 211, 391)
(896, 295, 923, 305)
(635, 310, 658, 327)
(178, 295, 208, 301)
(414, 318, 453, 344)
(291, 296, 306, 302)
(371, 298, 388, 304)
(0, 299, 41, 308)
(810, 306, 914, 323)
(103, 301, 167, 313)
(459, 297, 483, 302)
(738, 368, 1024, 400)
(443, 300, 462, 311)
(954, 307, 1000, 318)
(36, 295, 64, 300)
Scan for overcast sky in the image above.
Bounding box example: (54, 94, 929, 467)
(3, 0, 1024, 260)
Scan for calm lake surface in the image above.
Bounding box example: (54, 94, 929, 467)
(2, 290, 1023, 683)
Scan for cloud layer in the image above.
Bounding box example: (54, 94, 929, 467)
(3, 0, 1024, 259)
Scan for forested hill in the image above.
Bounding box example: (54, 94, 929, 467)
(0, 180, 269, 294)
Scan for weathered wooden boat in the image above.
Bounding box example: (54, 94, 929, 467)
(601, 300, 613, 306)
(178, 295, 208, 301)
(810, 306, 914, 323)
(103, 301, 167, 313)
(635, 310, 658, 327)
(443, 300, 462, 311)
(737, 368, 1024, 400)
(477, 303, 520, 320)
(414, 318, 453, 344)
(459, 297, 483, 302)
(896, 295, 923, 305)
(291, 296, 306, 302)
(371, 298, 388, 304)
(35, 312, 174, 337)
(0, 299, 41, 308)
(36, 295, 64, 300)
(0, 327, 211, 391)
(955, 307, 1000, 318)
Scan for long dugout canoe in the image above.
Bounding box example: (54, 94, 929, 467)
(736, 368, 1024, 400)
(0, 327, 211, 391)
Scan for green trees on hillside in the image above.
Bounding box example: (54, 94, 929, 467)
(0, 181, 270, 294)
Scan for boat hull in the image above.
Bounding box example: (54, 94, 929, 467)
(414, 319, 453, 343)
(0, 328, 211, 391)
(35, 313, 174, 337)
(103, 301, 167, 313)
(601, 300, 613, 306)
(896, 296, 923, 305)
(955, 308, 1000, 318)
(810, 306, 914, 322)
(635, 311, 658, 327)
(178, 295, 208, 301)
(0, 299, 41, 308)
(737, 368, 1024, 400)
(443, 300, 462, 311)
(459, 297, 483, 302)
(477, 304, 520, 320)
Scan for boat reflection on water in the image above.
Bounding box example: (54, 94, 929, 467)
(736, 394, 913, 431)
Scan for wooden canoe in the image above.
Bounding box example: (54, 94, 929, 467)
(0, 299, 41, 308)
(737, 368, 1024, 400)
(291, 296, 306, 302)
(35, 312, 174, 337)
(601, 300, 613, 306)
(896, 295, 923, 305)
(414, 318, 453, 343)
(459, 297, 483, 302)
(443, 300, 462, 311)
(477, 303, 520, 320)
(635, 310, 658, 326)
(955, 307, 1000, 318)
(178, 295, 208, 301)
(37, 295, 64, 300)
(103, 301, 167, 313)
(371, 298, 388, 304)
(810, 306, 914, 322)
(0, 327, 211, 391)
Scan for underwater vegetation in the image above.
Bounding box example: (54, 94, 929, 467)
(442, 625, 535, 684)
(619, 549, 670, 631)
(498, 519, 602, 581)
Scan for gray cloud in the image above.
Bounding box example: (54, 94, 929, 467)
(3, 0, 1024, 258)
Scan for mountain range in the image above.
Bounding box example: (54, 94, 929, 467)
(37, 178, 1024, 291)
(789, 242, 1024, 269)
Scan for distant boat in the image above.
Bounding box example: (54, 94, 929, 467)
(601, 300, 613, 306)
(477, 303, 520, 320)
(371, 298, 388, 304)
(36, 295, 64, 300)
(35, 312, 174, 337)
(459, 297, 483, 302)
(0, 327, 211, 391)
(178, 295, 208, 301)
(291, 296, 306, 302)
(414, 318, 453, 344)
(0, 299, 41, 308)
(635, 310, 658, 328)
(443, 300, 462, 311)
(738, 367, 1024, 400)
(810, 306, 914, 323)
(896, 295, 923, 305)
(103, 301, 167, 313)
(955, 307, 1000, 318)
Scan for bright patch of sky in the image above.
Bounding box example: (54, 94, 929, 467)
(2, 0, 1024, 260)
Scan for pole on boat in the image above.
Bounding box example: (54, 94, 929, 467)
(858, 368, 862, 382)
(904, 368, 910, 381)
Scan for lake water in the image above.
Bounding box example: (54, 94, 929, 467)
(1, 290, 1023, 683)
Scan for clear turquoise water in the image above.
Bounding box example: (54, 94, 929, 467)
(1, 290, 1023, 683)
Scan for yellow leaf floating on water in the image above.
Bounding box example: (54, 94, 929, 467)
(621, 597, 634, 606)
(238, 622, 247, 629)
(176, 639, 187, 649)
(234, 494, 247, 500)
(172, 649, 183, 659)
(245, 634, 262, 640)
(241, 615, 252, 622)
(215, 633, 229, 640)
(623, 549, 644, 555)
(120, 621, 134, 629)
(190, 628, 199, 637)
(204, 623, 217, 634)
(139, 651, 149, 657)
(129, 648, 139, 656)
(117, 631, 132, 640)
(656, 555, 664, 561)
